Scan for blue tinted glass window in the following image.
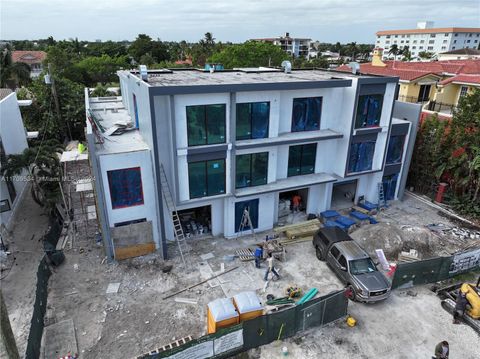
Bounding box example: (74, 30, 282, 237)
(291, 97, 322, 132)
(236, 102, 270, 140)
(355, 95, 383, 128)
(386, 135, 405, 164)
(107, 167, 144, 209)
(348, 141, 376, 173)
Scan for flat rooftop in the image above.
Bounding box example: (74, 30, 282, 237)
(120, 68, 398, 95)
(124, 68, 392, 89)
(87, 96, 149, 155)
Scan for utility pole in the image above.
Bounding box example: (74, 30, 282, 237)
(0, 289, 20, 359)
(47, 63, 72, 140)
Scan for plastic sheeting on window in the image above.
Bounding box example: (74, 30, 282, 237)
(386, 135, 405, 164)
(348, 141, 375, 173)
(355, 94, 383, 128)
(107, 167, 144, 209)
(291, 97, 322, 132)
(236, 102, 270, 140)
(382, 174, 398, 200)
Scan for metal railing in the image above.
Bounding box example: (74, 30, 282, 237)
(397, 95, 430, 104)
(427, 101, 457, 114)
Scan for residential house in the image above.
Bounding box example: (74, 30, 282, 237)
(435, 74, 480, 107)
(337, 48, 480, 113)
(251, 33, 311, 58)
(0, 89, 30, 236)
(11, 50, 47, 77)
(438, 48, 480, 61)
(85, 66, 420, 261)
(375, 21, 480, 59)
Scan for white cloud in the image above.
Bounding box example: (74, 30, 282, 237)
(1, 0, 478, 42)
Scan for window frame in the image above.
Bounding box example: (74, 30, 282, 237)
(291, 97, 323, 132)
(235, 152, 269, 189)
(287, 143, 317, 177)
(107, 167, 144, 210)
(355, 94, 384, 129)
(236, 102, 270, 140)
(386, 135, 405, 165)
(188, 159, 226, 199)
(348, 140, 376, 174)
(186, 104, 226, 147)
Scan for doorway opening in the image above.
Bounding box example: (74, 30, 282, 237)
(331, 180, 357, 210)
(278, 188, 309, 220)
(177, 205, 211, 238)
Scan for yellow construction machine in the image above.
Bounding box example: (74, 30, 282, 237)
(438, 276, 480, 333)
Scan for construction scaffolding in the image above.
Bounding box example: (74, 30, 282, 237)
(58, 148, 99, 250)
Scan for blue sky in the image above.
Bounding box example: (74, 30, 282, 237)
(1, 0, 479, 43)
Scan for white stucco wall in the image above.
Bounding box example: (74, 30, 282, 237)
(99, 150, 160, 248)
(0, 92, 29, 229)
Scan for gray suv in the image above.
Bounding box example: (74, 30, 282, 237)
(313, 227, 391, 302)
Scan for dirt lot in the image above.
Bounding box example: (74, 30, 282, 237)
(3, 194, 480, 358)
(0, 193, 50, 357)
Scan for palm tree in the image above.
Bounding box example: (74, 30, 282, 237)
(0, 49, 31, 89)
(388, 44, 399, 60)
(347, 42, 358, 60)
(1, 140, 63, 211)
(401, 46, 412, 61)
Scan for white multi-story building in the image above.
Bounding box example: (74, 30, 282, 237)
(85, 67, 421, 261)
(252, 33, 311, 58)
(0, 89, 30, 235)
(375, 22, 480, 59)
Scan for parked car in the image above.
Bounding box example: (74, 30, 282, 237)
(313, 227, 391, 302)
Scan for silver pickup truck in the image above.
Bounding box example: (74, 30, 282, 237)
(313, 227, 391, 303)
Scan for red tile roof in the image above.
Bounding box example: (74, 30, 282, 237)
(376, 27, 480, 36)
(336, 59, 480, 81)
(439, 74, 480, 86)
(11, 51, 46, 64)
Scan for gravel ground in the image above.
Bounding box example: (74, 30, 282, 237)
(3, 194, 480, 358)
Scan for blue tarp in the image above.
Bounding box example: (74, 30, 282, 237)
(325, 220, 346, 229)
(350, 211, 369, 221)
(320, 210, 340, 220)
(335, 216, 356, 228)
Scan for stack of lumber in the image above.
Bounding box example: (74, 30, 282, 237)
(274, 219, 321, 240)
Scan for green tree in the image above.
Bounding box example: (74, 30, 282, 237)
(128, 34, 154, 62)
(418, 51, 434, 60)
(346, 42, 358, 59)
(75, 54, 129, 86)
(17, 77, 85, 140)
(401, 46, 412, 61)
(0, 49, 31, 88)
(208, 41, 289, 68)
(388, 44, 399, 60)
(1, 140, 63, 211)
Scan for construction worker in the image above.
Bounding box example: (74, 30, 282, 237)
(453, 291, 469, 324)
(264, 252, 280, 281)
(292, 194, 302, 212)
(433, 341, 449, 359)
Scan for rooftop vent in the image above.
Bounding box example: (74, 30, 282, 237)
(281, 60, 292, 74)
(348, 62, 360, 75)
(139, 65, 148, 81)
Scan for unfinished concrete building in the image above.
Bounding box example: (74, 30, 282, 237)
(85, 67, 420, 260)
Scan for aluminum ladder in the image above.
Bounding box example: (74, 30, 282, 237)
(159, 164, 188, 266)
(236, 207, 256, 240)
(377, 182, 387, 209)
